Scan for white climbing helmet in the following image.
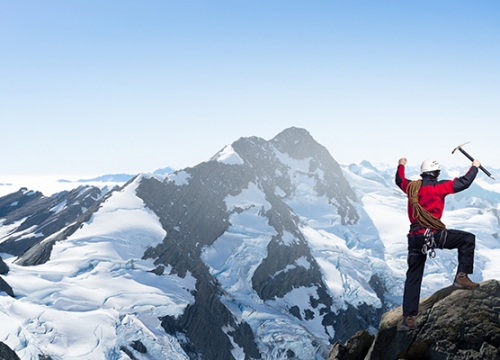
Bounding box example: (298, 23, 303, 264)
(421, 158, 441, 173)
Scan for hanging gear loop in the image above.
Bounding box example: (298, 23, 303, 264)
(422, 229, 436, 258)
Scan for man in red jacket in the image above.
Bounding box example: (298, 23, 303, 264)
(395, 157, 481, 331)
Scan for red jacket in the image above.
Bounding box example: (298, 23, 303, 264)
(395, 165, 478, 233)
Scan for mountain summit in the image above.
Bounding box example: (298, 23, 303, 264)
(135, 127, 384, 359)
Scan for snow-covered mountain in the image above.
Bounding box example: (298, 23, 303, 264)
(1, 127, 499, 360)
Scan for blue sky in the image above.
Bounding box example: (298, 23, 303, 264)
(1, 1, 499, 176)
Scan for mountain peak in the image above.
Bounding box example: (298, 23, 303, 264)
(271, 126, 322, 160)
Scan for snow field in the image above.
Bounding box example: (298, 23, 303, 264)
(0, 176, 195, 359)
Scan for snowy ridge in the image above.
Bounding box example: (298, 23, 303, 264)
(1, 176, 195, 359)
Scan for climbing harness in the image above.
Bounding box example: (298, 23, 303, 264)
(422, 229, 437, 258)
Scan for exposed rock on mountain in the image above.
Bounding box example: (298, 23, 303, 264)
(0, 341, 20, 360)
(0, 186, 106, 257)
(329, 280, 500, 360)
(0, 257, 8, 275)
(328, 330, 374, 360)
(270, 127, 358, 225)
(0, 257, 13, 297)
(14, 183, 125, 266)
(134, 127, 381, 358)
(0, 276, 14, 297)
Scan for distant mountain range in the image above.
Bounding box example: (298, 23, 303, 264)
(1, 127, 499, 360)
(57, 166, 176, 184)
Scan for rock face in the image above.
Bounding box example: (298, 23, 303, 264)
(0, 186, 106, 258)
(0, 257, 8, 275)
(135, 127, 381, 358)
(328, 330, 374, 360)
(0, 341, 20, 360)
(329, 280, 500, 360)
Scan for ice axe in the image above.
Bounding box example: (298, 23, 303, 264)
(452, 142, 495, 180)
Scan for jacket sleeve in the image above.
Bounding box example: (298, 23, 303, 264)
(453, 166, 479, 193)
(395, 164, 409, 193)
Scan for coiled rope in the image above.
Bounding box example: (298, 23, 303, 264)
(406, 180, 446, 230)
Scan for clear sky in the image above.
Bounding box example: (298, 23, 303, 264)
(1, 1, 499, 176)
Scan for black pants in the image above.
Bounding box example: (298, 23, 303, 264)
(402, 229, 476, 317)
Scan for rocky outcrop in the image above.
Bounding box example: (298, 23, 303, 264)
(329, 280, 500, 360)
(0, 257, 8, 275)
(0, 257, 12, 296)
(0, 186, 105, 258)
(0, 342, 20, 360)
(15, 181, 128, 266)
(328, 330, 374, 360)
(0, 276, 14, 297)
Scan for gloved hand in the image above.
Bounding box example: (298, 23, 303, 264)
(472, 159, 481, 168)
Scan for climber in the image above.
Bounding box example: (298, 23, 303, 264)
(395, 157, 481, 331)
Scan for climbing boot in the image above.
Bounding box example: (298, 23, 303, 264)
(453, 272, 480, 289)
(400, 315, 417, 332)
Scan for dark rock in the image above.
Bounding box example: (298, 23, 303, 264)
(328, 330, 374, 360)
(119, 346, 138, 360)
(0, 257, 8, 275)
(16, 184, 122, 266)
(38, 355, 53, 360)
(289, 305, 302, 320)
(0, 186, 104, 258)
(360, 279, 500, 359)
(149, 265, 165, 275)
(0, 276, 14, 297)
(0, 341, 20, 360)
(130, 340, 147, 354)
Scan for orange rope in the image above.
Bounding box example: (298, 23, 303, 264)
(406, 180, 446, 230)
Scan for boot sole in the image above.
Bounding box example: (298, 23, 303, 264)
(453, 281, 480, 289)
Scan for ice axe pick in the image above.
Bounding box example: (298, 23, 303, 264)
(452, 142, 495, 180)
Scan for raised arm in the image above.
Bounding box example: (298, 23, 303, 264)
(453, 160, 480, 193)
(395, 158, 410, 193)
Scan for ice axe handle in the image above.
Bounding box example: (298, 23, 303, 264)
(457, 147, 495, 179)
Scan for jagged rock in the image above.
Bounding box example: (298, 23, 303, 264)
(38, 355, 53, 360)
(15, 184, 123, 266)
(0, 257, 8, 275)
(0, 277, 14, 297)
(338, 280, 500, 360)
(0, 341, 20, 360)
(130, 340, 147, 354)
(328, 330, 374, 360)
(0, 186, 104, 257)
